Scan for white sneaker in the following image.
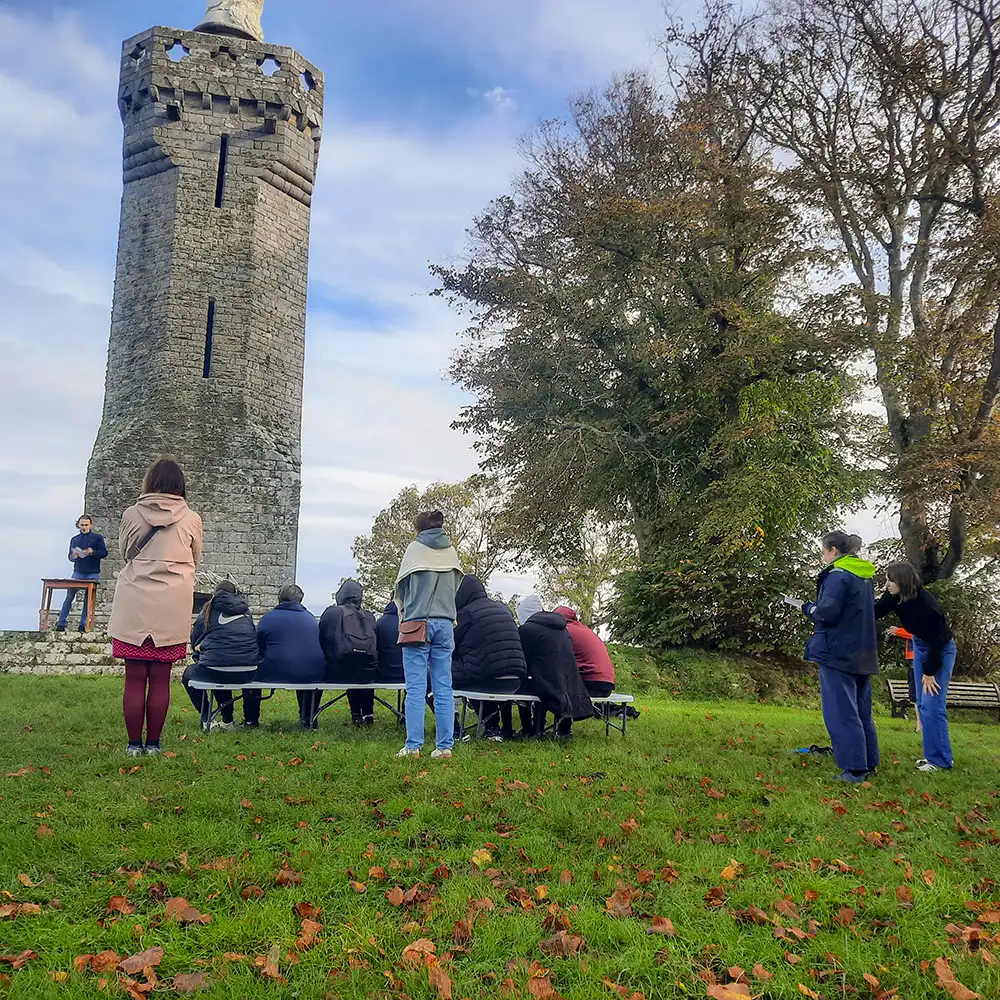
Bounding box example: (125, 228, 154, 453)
(430, 748, 453, 760)
(212, 720, 235, 731)
(916, 760, 941, 772)
(125, 744, 144, 757)
(395, 747, 420, 758)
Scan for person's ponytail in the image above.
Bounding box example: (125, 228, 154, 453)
(201, 579, 238, 627)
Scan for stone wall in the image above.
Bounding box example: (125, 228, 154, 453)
(0, 629, 190, 676)
(85, 26, 325, 615)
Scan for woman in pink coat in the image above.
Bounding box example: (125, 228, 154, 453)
(108, 458, 203, 756)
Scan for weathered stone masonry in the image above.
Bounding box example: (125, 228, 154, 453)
(85, 25, 324, 613)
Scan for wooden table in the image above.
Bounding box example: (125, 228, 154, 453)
(39, 578, 99, 632)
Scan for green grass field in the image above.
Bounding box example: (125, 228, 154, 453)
(1, 674, 998, 999)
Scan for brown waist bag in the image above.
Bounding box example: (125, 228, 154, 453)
(397, 619, 428, 647)
(396, 575, 442, 646)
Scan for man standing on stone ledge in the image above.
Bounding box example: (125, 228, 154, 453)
(56, 515, 107, 632)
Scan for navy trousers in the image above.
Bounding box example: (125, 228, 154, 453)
(819, 666, 880, 774)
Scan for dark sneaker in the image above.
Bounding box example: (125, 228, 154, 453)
(144, 743, 161, 756)
(361, 715, 374, 727)
(125, 743, 143, 757)
(836, 770, 867, 784)
(242, 720, 259, 729)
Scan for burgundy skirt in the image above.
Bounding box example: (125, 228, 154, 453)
(112, 637, 187, 663)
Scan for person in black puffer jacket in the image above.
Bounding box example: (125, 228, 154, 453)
(453, 575, 526, 739)
(517, 596, 594, 739)
(182, 580, 259, 729)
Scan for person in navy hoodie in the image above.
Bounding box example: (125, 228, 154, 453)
(56, 514, 108, 632)
(248, 584, 326, 729)
(182, 580, 259, 730)
(787, 531, 880, 783)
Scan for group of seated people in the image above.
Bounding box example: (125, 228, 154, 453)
(181, 575, 616, 740)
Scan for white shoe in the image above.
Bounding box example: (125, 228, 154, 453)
(430, 748, 453, 760)
(395, 747, 420, 758)
(916, 760, 941, 772)
(212, 720, 235, 731)
(125, 744, 144, 757)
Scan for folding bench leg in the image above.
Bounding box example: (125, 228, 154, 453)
(458, 698, 469, 740)
(200, 690, 212, 733)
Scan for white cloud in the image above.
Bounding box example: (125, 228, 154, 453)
(349, 0, 666, 91)
(469, 86, 518, 114)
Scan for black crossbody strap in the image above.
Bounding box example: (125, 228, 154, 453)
(125, 524, 163, 564)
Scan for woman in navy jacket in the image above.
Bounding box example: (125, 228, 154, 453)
(182, 580, 259, 729)
(248, 584, 325, 729)
(790, 532, 879, 783)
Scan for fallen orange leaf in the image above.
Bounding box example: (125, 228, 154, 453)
(647, 916, 676, 937)
(173, 972, 208, 992)
(118, 946, 164, 976)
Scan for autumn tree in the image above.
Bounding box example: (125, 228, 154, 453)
(536, 518, 636, 628)
(435, 66, 868, 649)
(719, 0, 1000, 580)
(351, 477, 514, 607)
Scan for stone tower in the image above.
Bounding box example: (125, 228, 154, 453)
(85, 4, 323, 611)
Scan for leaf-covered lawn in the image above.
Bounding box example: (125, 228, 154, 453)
(1, 675, 999, 1000)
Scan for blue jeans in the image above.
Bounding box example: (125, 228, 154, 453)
(402, 618, 455, 751)
(913, 638, 956, 769)
(819, 666, 880, 774)
(58, 572, 101, 629)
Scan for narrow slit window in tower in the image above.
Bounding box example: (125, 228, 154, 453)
(214, 134, 229, 208)
(203, 299, 216, 378)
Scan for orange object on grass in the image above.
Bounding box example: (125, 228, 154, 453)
(889, 626, 914, 661)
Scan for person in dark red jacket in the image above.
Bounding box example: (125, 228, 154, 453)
(553, 606, 616, 697)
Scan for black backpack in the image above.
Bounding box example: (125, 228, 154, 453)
(333, 606, 378, 669)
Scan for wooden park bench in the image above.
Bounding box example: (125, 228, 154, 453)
(39, 578, 99, 632)
(885, 677, 1000, 721)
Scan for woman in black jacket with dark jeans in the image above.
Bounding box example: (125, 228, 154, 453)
(452, 576, 527, 738)
(876, 563, 955, 772)
(516, 596, 594, 738)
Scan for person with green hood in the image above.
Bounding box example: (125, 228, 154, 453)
(785, 531, 880, 783)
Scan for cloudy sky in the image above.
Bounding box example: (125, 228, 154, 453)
(0, 0, 681, 625)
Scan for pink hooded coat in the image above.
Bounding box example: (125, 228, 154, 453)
(108, 494, 203, 646)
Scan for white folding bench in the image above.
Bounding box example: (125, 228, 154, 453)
(187, 679, 407, 731)
(453, 690, 636, 738)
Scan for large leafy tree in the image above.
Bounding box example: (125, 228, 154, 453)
(725, 0, 1000, 580)
(434, 68, 869, 648)
(351, 477, 514, 608)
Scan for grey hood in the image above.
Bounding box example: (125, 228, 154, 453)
(417, 528, 455, 550)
